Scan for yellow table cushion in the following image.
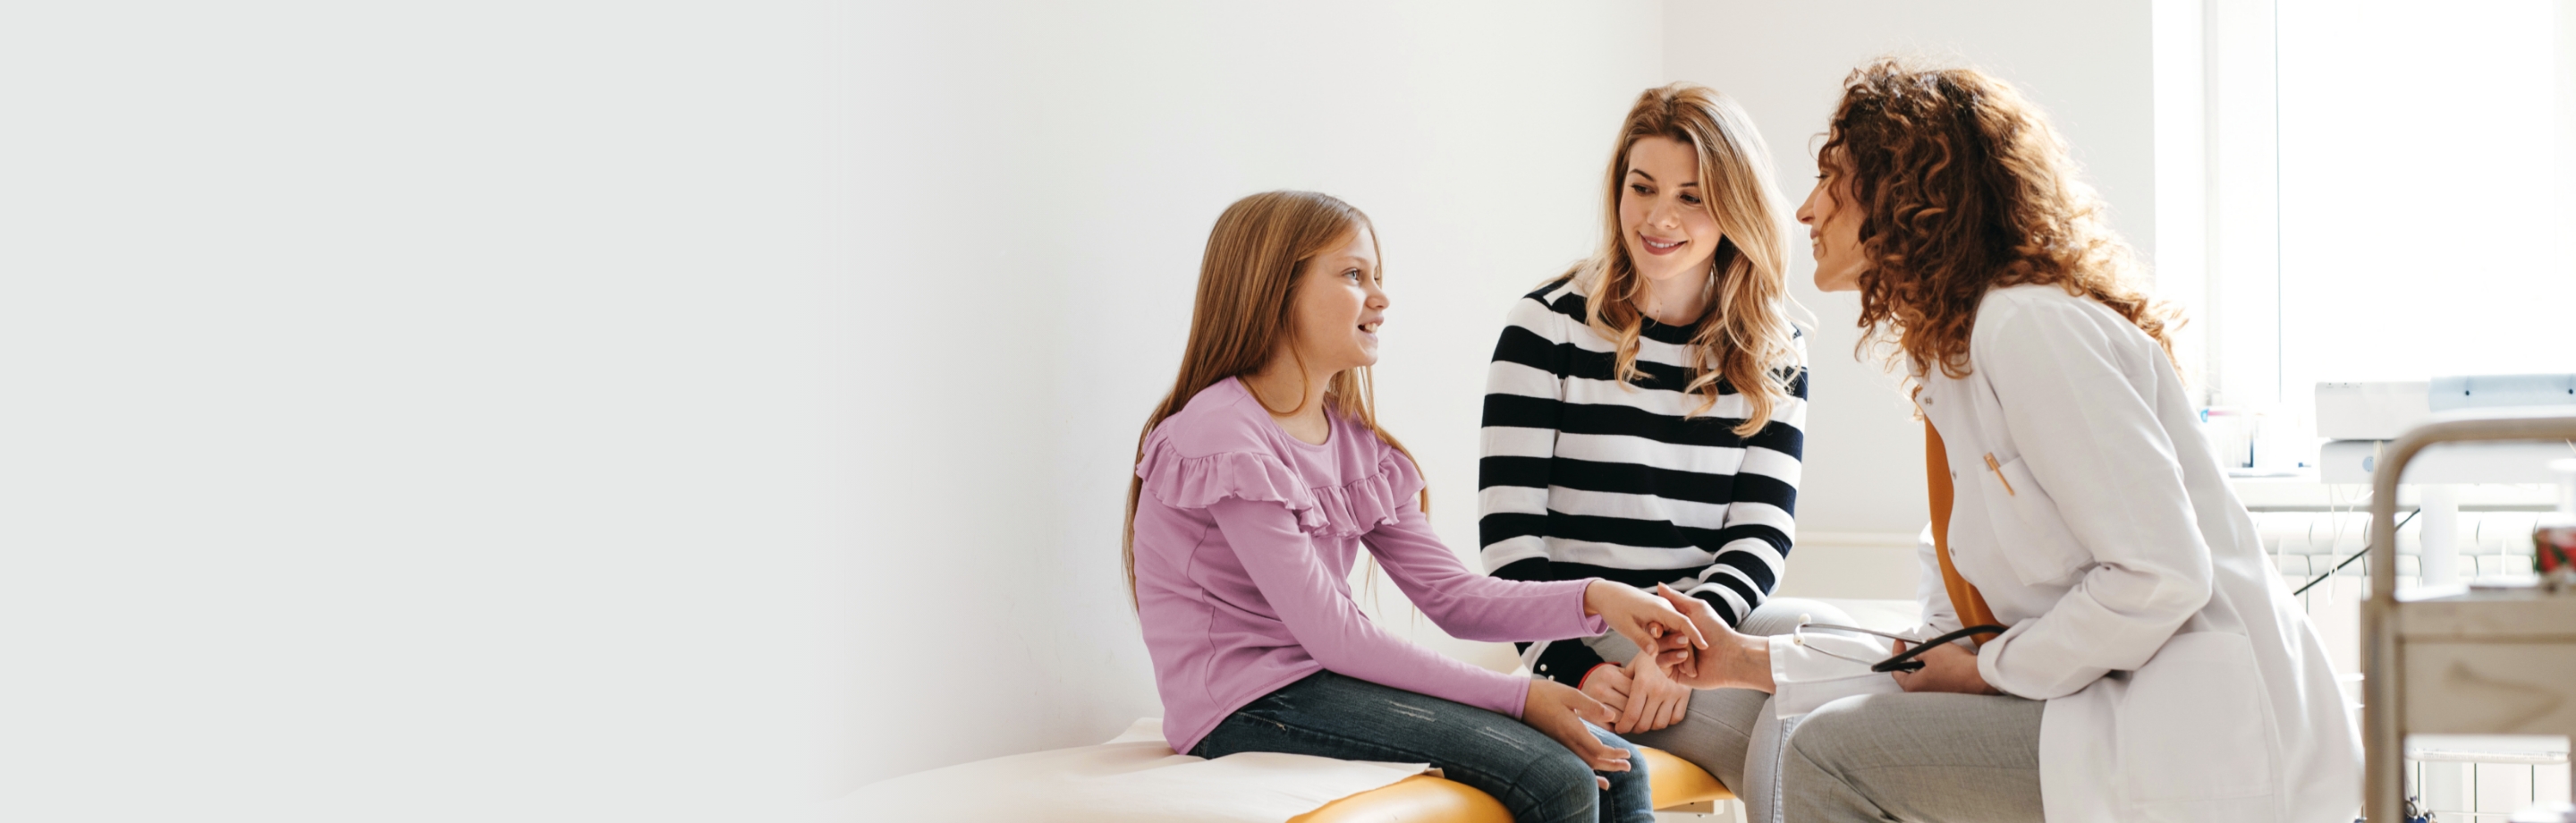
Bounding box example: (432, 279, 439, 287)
(1287, 746, 1732, 823)
(1640, 745, 1733, 809)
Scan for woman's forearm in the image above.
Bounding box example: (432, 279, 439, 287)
(1711, 629, 1775, 693)
(1655, 585, 1778, 693)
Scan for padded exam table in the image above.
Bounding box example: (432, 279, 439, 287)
(1287, 745, 1732, 823)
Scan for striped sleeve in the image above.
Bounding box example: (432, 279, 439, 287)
(1473, 275, 1810, 639)
(1479, 281, 1607, 686)
(1686, 335, 1807, 624)
(1478, 284, 1572, 580)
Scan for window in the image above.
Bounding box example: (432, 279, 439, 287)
(2158, 0, 2576, 464)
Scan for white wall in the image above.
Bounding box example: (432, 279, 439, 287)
(839, 0, 1665, 796)
(3, 3, 840, 820)
(2, 3, 2174, 816)
(1660, 0, 2159, 596)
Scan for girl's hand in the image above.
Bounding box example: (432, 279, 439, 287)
(1889, 641, 2001, 694)
(1614, 649, 1691, 734)
(1521, 678, 1629, 787)
(1583, 580, 1707, 664)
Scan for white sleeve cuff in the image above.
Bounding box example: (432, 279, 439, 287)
(1767, 632, 1904, 717)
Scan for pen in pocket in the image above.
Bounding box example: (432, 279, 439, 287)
(1984, 453, 2016, 496)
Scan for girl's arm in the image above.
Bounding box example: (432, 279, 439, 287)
(1365, 475, 1706, 664)
(1208, 496, 1542, 718)
(1970, 298, 2215, 700)
(1364, 488, 1605, 644)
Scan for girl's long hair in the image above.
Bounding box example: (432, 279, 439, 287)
(1572, 83, 1801, 437)
(1825, 58, 2179, 378)
(1122, 191, 1424, 605)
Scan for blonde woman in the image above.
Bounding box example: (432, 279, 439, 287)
(1126, 191, 1713, 823)
(1478, 83, 1835, 810)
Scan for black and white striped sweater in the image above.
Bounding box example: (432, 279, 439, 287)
(1479, 275, 1807, 686)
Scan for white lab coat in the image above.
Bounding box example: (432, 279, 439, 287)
(1907, 284, 2361, 823)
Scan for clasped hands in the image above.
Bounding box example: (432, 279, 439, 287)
(1517, 581, 1736, 785)
(1523, 582, 1996, 786)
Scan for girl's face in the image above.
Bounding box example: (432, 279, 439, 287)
(1285, 227, 1388, 374)
(1617, 136, 1724, 287)
(1796, 150, 1865, 292)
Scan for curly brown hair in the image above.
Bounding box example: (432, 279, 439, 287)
(1823, 59, 2178, 379)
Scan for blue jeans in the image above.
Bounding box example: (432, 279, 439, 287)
(1191, 671, 1656, 823)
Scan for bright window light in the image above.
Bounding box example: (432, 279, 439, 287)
(2277, 0, 2576, 386)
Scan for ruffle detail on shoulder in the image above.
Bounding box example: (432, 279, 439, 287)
(1304, 450, 1427, 539)
(1137, 445, 1330, 533)
(1135, 442, 1428, 539)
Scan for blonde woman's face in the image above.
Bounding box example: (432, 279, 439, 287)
(1288, 227, 1387, 373)
(1617, 136, 1724, 286)
(1797, 152, 1865, 292)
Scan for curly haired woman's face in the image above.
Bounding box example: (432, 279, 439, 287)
(1796, 154, 1865, 293)
(1617, 137, 1724, 291)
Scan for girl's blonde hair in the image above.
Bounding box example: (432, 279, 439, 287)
(1573, 83, 1801, 436)
(1122, 191, 1423, 604)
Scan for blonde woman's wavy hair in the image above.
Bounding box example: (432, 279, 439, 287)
(1573, 83, 1801, 436)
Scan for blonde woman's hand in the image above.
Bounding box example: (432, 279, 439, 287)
(1615, 649, 1691, 734)
(1521, 678, 1629, 788)
(1577, 662, 1631, 719)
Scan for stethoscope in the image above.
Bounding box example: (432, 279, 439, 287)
(1789, 615, 2008, 674)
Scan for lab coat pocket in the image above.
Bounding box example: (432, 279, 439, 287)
(2116, 632, 2276, 808)
(1979, 454, 2090, 586)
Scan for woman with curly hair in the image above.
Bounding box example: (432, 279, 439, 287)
(1641, 61, 2362, 822)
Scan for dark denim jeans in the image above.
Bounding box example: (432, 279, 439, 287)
(1191, 671, 1656, 823)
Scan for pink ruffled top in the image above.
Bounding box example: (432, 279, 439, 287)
(1132, 378, 1606, 754)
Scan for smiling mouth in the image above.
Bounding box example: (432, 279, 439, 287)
(1640, 235, 1684, 255)
(1359, 320, 1382, 334)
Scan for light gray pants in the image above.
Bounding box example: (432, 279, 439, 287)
(1577, 598, 1850, 799)
(1782, 691, 2045, 823)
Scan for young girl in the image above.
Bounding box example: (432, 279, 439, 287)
(1478, 83, 1835, 813)
(1655, 60, 2361, 823)
(1126, 191, 1707, 823)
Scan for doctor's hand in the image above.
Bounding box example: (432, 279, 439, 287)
(1651, 584, 1775, 693)
(1889, 640, 2002, 695)
(1521, 679, 1629, 790)
(1583, 580, 1706, 666)
(1614, 649, 1691, 734)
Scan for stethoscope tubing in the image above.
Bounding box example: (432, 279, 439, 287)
(1792, 621, 2009, 673)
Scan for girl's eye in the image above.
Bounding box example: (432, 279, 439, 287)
(1343, 269, 1362, 280)
(1681, 194, 1701, 206)
(1630, 183, 1651, 195)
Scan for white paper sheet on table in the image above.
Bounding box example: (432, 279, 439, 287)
(817, 718, 1431, 823)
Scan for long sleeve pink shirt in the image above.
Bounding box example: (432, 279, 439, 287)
(1131, 378, 1606, 754)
